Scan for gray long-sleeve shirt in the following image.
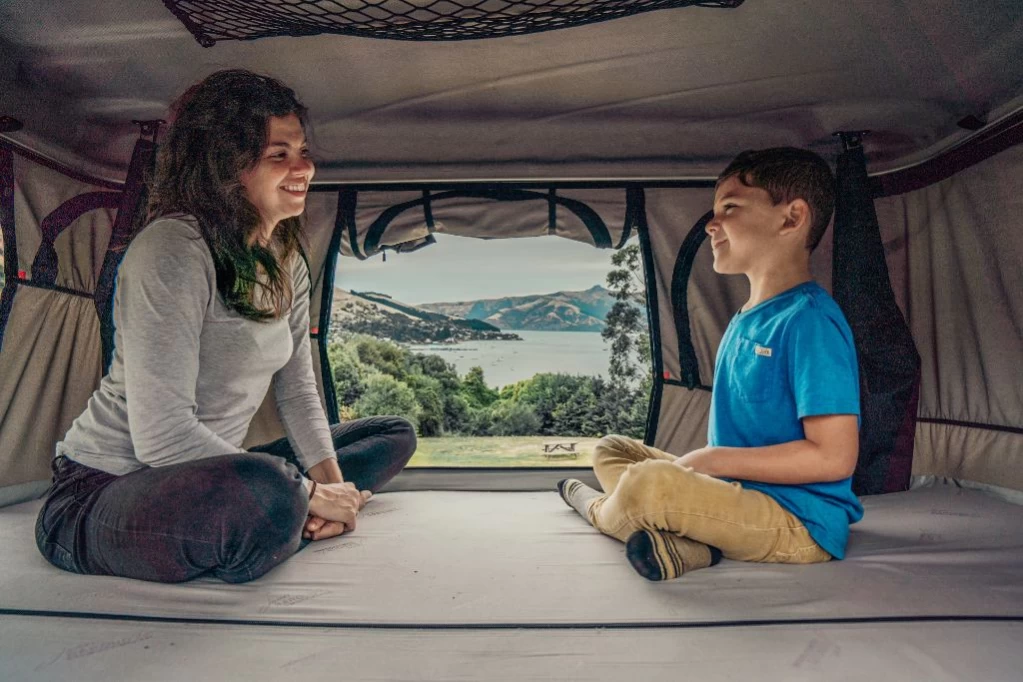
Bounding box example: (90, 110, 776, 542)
(58, 215, 335, 475)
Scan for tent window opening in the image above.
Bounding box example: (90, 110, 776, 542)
(330, 231, 653, 468)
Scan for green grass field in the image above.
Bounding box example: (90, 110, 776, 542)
(408, 435, 597, 467)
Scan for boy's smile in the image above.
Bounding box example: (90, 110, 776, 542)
(706, 175, 785, 277)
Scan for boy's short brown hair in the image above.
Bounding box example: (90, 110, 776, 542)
(717, 147, 835, 251)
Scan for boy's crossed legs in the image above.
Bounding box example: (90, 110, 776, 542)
(559, 435, 830, 580)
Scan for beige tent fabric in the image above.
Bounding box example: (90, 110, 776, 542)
(0, 154, 116, 502)
(915, 423, 1023, 491)
(0, 287, 102, 488)
(339, 188, 634, 258)
(874, 145, 1023, 489)
(339, 187, 634, 258)
(643, 187, 716, 383)
(13, 155, 116, 292)
(652, 385, 712, 457)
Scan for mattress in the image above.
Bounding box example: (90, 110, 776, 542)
(1, 483, 1021, 680)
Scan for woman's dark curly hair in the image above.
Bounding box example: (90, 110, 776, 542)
(147, 69, 309, 321)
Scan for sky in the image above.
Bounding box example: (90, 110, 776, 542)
(335, 233, 629, 305)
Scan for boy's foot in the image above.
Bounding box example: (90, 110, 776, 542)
(557, 478, 602, 519)
(625, 530, 723, 581)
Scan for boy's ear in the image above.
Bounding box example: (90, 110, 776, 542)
(781, 199, 811, 235)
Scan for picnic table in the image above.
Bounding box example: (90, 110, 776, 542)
(542, 441, 579, 459)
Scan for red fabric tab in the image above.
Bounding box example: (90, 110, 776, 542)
(18, 270, 26, 279)
(662, 371, 671, 380)
(310, 326, 319, 335)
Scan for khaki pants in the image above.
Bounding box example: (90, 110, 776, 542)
(588, 435, 831, 564)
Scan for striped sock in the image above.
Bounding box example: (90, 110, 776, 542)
(625, 530, 722, 581)
(557, 478, 602, 520)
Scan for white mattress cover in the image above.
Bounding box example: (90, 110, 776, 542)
(1, 485, 1021, 626)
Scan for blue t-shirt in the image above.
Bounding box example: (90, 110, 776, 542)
(708, 281, 864, 559)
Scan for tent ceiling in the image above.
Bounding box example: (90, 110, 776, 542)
(1, 0, 1021, 183)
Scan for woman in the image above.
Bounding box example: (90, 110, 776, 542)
(34, 70, 416, 583)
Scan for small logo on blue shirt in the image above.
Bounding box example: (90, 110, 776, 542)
(754, 344, 772, 357)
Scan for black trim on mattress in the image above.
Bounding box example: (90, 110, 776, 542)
(918, 418, 1023, 436)
(2, 608, 1020, 631)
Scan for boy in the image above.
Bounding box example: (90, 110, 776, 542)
(559, 147, 863, 580)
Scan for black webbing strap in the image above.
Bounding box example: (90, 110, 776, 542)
(96, 136, 158, 372)
(669, 210, 715, 391)
(337, 189, 364, 260)
(635, 200, 667, 446)
(0, 144, 17, 352)
(834, 134, 921, 496)
(615, 187, 643, 249)
(316, 193, 346, 424)
(547, 188, 557, 235)
(422, 190, 435, 231)
(30, 191, 122, 285)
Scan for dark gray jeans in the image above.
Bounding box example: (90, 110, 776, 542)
(35, 416, 416, 584)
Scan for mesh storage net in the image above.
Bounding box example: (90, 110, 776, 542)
(162, 0, 745, 45)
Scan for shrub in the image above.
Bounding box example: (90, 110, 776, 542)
(488, 400, 542, 436)
(353, 373, 421, 431)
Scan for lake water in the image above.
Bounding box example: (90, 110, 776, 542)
(408, 330, 609, 388)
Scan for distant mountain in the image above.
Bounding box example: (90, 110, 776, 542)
(420, 285, 617, 332)
(329, 289, 521, 344)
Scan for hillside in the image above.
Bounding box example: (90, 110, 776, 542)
(420, 285, 616, 332)
(329, 289, 521, 344)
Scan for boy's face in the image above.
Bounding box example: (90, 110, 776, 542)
(706, 175, 788, 276)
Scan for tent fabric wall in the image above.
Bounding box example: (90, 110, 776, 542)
(338, 187, 637, 259)
(0, 152, 116, 502)
(874, 145, 1023, 491)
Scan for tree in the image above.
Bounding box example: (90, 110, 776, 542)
(406, 374, 445, 437)
(513, 373, 591, 435)
(327, 341, 368, 409)
(460, 366, 498, 408)
(602, 242, 651, 434)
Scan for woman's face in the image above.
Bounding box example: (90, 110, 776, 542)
(240, 113, 315, 239)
